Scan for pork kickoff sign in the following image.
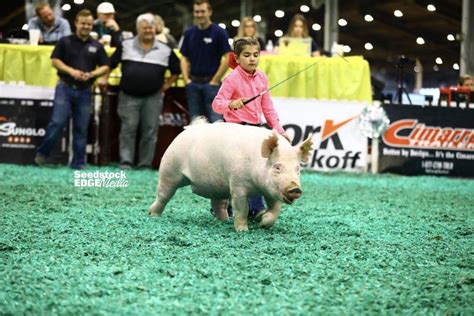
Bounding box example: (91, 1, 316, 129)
(379, 104, 474, 177)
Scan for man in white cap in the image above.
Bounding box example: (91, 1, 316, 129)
(93, 2, 121, 47)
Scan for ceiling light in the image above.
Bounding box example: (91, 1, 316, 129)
(253, 15, 262, 23)
(21, 24, 28, 30)
(300, 5, 310, 13)
(427, 4, 436, 11)
(343, 45, 351, 53)
(74, 0, 84, 4)
(364, 14, 374, 22)
(364, 43, 373, 50)
(338, 18, 348, 26)
(394, 10, 403, 17)
(61, 4, 71, 11)
(433, 65, 439, 72)
(275, 10, 285, 18)
(416, 37, 425, 45)
(414, 66, 419, 73)
(231, 20, 240, 27)
(453, 63, 459, 70)
(218, 23, 226, 29)
(312, 23, 321, 31)
(435, 57, 443, 65)
(228, 38, 234, 46)
(274, 30, 283, 37)
(447, 34, 455, 41)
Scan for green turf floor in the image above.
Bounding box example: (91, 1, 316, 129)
(0, 163, 472, 315)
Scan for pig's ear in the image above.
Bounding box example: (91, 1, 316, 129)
(298, 133, 314, 162)
(261, 130, 279, 158)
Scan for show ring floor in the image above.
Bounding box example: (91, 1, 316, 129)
(0, 164, 472, 314)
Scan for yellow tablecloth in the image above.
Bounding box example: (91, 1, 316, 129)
(0, 44, 122, 86)
(0, 44, 372, 101)
(259, 55, 372, 101)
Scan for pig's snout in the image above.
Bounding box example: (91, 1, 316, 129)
(283, 187, 302, 204)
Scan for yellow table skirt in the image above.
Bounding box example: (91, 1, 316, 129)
(0, 44, 372, 101)
(258, 55, 372, 101)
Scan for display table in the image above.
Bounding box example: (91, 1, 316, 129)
(0, 44, 372, 101)
(258, 55, 371, 101)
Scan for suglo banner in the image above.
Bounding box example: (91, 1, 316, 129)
(273, 98, 368, 172)
(0, 85, 68, 165)
(379, 104, 474, 177)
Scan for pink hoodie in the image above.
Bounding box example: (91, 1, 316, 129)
(212, 66, 284, 134)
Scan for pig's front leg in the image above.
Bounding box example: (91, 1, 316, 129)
(231, 191, 250, 232)
(258, 198, 282, 229)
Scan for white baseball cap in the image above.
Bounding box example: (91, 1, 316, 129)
(97, 2, 115, 14)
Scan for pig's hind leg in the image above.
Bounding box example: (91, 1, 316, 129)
(211, 199, 229, 221)
(149, 172, 189, 216)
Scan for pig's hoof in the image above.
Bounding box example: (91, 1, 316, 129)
(149, 211, 159, 217)
(259, 213, 275, 229)
(254, 210, 266, 222)
(234, 224, 249, 232)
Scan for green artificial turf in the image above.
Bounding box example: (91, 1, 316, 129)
(0, 163, 472, 315)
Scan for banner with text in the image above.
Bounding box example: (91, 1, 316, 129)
(273, 98, 368, 172)
(379, 104, 474, 177)
(0, 96, 68, 165)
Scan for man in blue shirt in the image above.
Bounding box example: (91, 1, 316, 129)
(27, 2, 71, 44)
(179, 0, 231, 122)
(35, 9, 109, 170)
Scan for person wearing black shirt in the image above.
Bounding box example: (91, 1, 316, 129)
(105, 13, 180, 169)
(35, 9, 109, 170)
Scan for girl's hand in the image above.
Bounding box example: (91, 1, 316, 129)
(229, 99, 245, 110)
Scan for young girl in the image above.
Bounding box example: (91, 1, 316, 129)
(212, 37, 291, 219)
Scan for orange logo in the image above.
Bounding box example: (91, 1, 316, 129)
(321, 115, 358, 142)
(383, 119, 474, 151)
(383, 119, 417, 146)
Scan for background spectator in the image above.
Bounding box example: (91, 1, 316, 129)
(27, 2, 71, 44)
(285, 14, 320, 57)
(235, 17, 265, 49)
(459, 74, 474, 91)
(155, 15, 177, 49)
(93, 2, 121, 47)
(35, 9, 109, 170)
(179, 0, 231, 122)
(108, 13, 180, 169)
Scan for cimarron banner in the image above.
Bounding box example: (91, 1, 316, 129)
(379, 104, 474, 177)
(0, 98, 68, 165)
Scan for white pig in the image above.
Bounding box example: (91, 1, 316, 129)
(149, 119, 313, 232)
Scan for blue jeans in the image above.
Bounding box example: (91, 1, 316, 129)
(248, 196, 266, 216)
(37, 83, 91, 168)
(185, 82, 222, 122)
